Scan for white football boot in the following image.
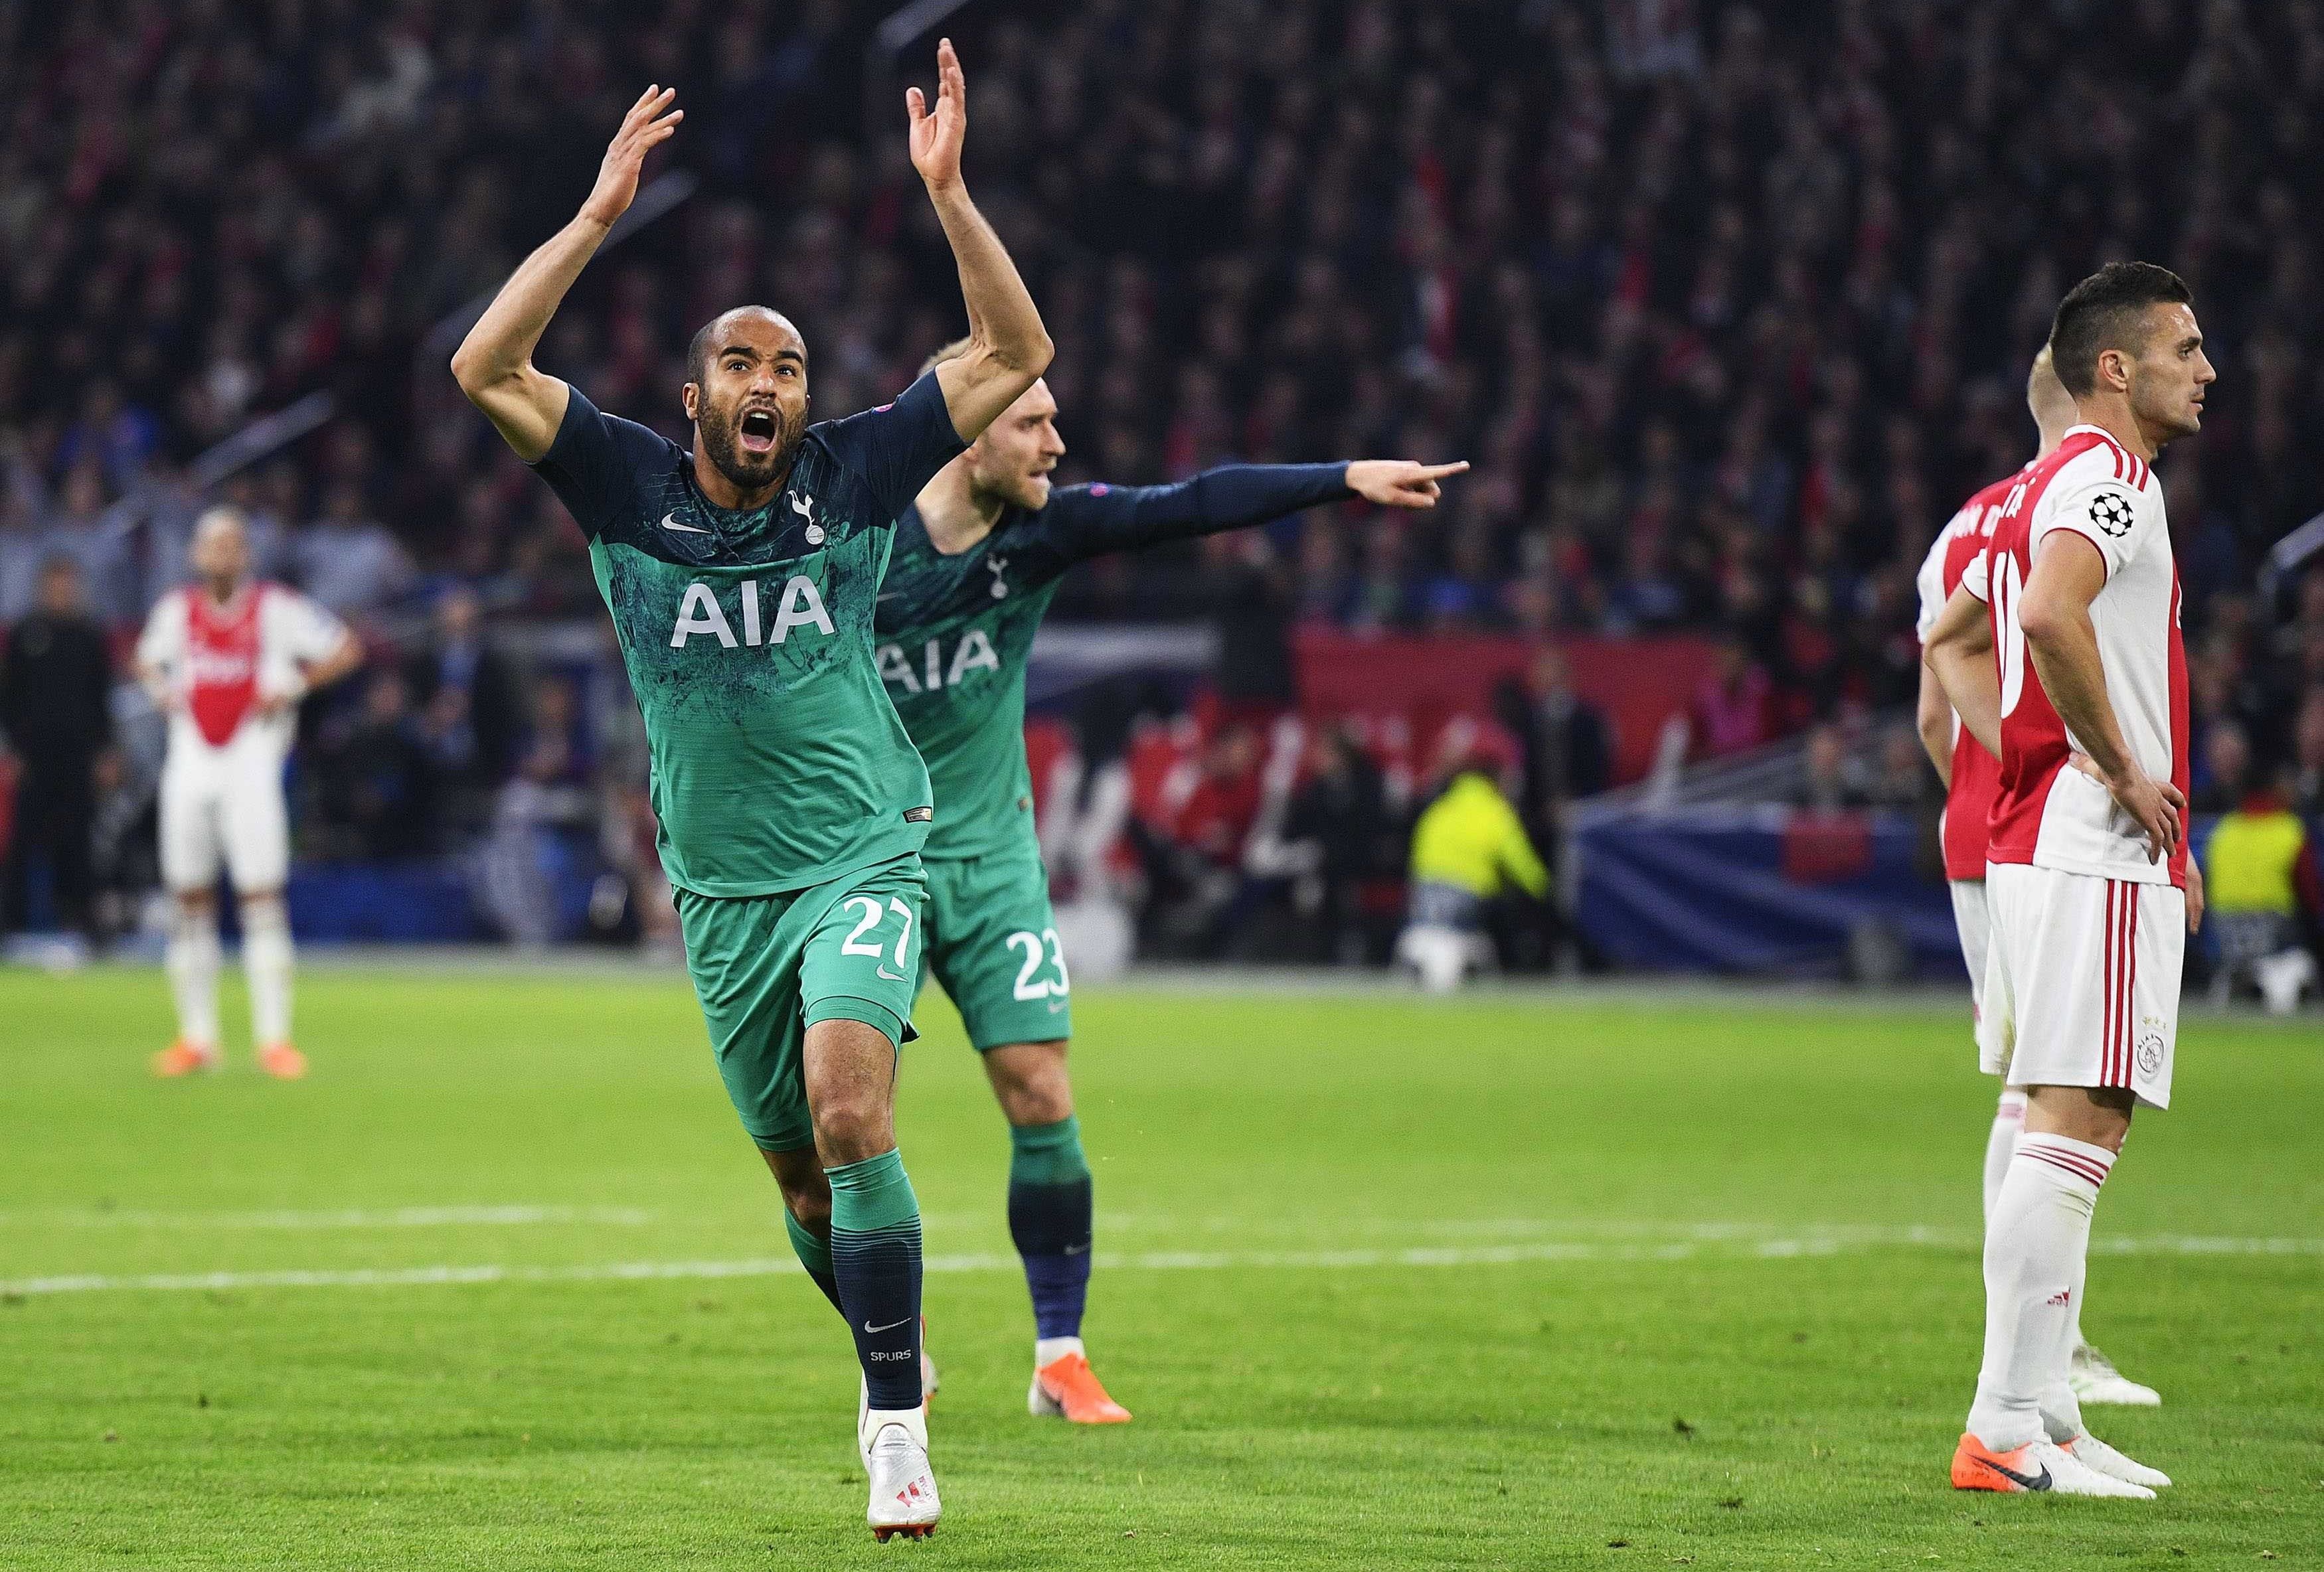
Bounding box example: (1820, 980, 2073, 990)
(2069, 1342, 2161, 1406)
(2065, 1431, 2171, 1489)
(1953, 1433, 2155, 1498)
(861, 1404, 940, 1541)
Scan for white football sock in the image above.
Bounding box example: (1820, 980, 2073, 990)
(1981, 1089, 2028, 1221)
(165, 905, 221, 1048)
(1035, 1335, 1086, 1368)
(1967, 1132, 2113, 1451)
(241, 899, 295, 1046)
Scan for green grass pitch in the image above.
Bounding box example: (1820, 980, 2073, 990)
(1, 965, 2319, 1569)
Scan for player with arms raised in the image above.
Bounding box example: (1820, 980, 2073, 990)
(1916, 347, 2159, 1408)
(452, 45, 1050, 1539)
(878, 349, 1467, 1423)
(1926, 262, 2210, 1498)
(141, 507, 363, 1079)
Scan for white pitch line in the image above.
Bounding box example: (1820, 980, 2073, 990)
(5, 1229, 2321, 1299)
(0, 1204, 659, 1231)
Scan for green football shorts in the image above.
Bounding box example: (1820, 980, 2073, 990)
(920, 836, 1072, 1051)
(674, 852, 926, 1152)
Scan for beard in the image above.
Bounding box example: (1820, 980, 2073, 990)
(699, 399, 805, 495)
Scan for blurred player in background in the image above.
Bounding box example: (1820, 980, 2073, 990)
(878, 347, 1466, 1423)
(1926, 262, 2210, 1498)
(452, 47, 1048, 1540)
(139, 507, 363, 1078)
(1916, 347, 2159, 1408)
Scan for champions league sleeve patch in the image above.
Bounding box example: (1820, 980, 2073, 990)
(2087, 488, 2135, 538)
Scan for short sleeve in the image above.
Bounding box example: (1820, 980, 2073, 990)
(135, 593, 183, 669)
(271, 590, 349, 662)
(1958, 546, 1990, 605)
(2035, 473, 2149, 581)
(813, 373, 967, 524)
(1914, 528, 1953, 641)
(531, 385, 669, 540)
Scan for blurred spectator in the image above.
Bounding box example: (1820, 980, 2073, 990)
(477, 673, 595, 948)
(1, 558, 114, 935)
(1796, 723, 1867, 813)
(1280, 723, 1400, 964)
(1861, 723, 1934, 810)
(2203, 771, 2322, 1014)
(293, 482, 417, 615)
(1395, 724, 1548, 990)
(1693, 633, 1778, 758)
(1497, 645, 1612, 848)
(317, 669, 437, 860)
(2196, 718, 2253, 815)
(405, 586, 523, 827)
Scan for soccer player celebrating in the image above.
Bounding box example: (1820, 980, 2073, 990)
(140, 507, 363, 1079)
(452, 48, 1051, 1540)
(876, 349, 1465, 1420)
(1915, 347, 2160, 1408)
(1925, 262, 2210, 1498)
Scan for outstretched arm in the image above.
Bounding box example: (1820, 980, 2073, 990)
(451, 86, 683, 462)
(909, 40, 1053, 443)
(1042, 459, 1471, 566)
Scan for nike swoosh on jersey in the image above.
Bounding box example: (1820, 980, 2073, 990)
(876, 966, 907, 981)
(661, 512, 712, 534)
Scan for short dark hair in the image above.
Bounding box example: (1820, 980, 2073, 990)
(684, 307, 805, 388)
(685, 317, 719, 389)
(2047, 262, 2193, 396)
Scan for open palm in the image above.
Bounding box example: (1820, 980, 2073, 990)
(907, 39, 967, 189)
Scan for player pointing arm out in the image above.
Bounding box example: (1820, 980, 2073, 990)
(872, 352, 1465, 1425)
(454, 44, 1050, 1543)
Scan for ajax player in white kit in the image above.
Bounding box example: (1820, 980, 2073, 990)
(138, 507, 363, 1078)
(1916, 347, 2159, 1408)
(1926, 263, 2210, 1498)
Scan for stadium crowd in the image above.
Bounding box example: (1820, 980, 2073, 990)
(1, 1, 2321, 965)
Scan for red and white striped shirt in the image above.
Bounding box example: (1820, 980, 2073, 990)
(1963, 426, 2189, 889)
(137, 582, 347, 755)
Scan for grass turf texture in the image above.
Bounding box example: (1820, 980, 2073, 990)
(1, 969, 2319, 1569)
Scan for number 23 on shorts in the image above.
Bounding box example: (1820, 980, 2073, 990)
(839, 894, 917, 979)
(1005, 927, 1070, 1000)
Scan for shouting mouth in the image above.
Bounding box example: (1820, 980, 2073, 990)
(738, 407, 778, 455)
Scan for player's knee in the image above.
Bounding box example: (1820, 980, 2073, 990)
(986, 1042, 1072, 1126)
(174, 888, 215, 917)
(809, 1095, 894, 1165)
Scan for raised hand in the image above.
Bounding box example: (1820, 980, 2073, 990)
(580, 86, 683, 229)
(907, 39, 967, 191)
(1347, 459, 1471, 510)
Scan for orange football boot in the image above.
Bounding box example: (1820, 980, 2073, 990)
(1951, 1432, 2054, 1492)
(257, 1042, 308, 1079)
(152, 1041, 220, 1077)
(1030, 1351, 1132, 1424)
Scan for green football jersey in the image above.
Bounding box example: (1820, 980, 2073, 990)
(874, 465, 1353, 860)
(531, 376, 965, 896)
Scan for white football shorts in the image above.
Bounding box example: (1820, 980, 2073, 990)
(1948, 877, 1989, 1021)
(159, 740, 291, 894)
(1979, 861, 2184, 1109)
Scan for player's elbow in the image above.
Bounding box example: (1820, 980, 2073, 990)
(2015, 594, 2070, 649)
(449, 343, 508, 402)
